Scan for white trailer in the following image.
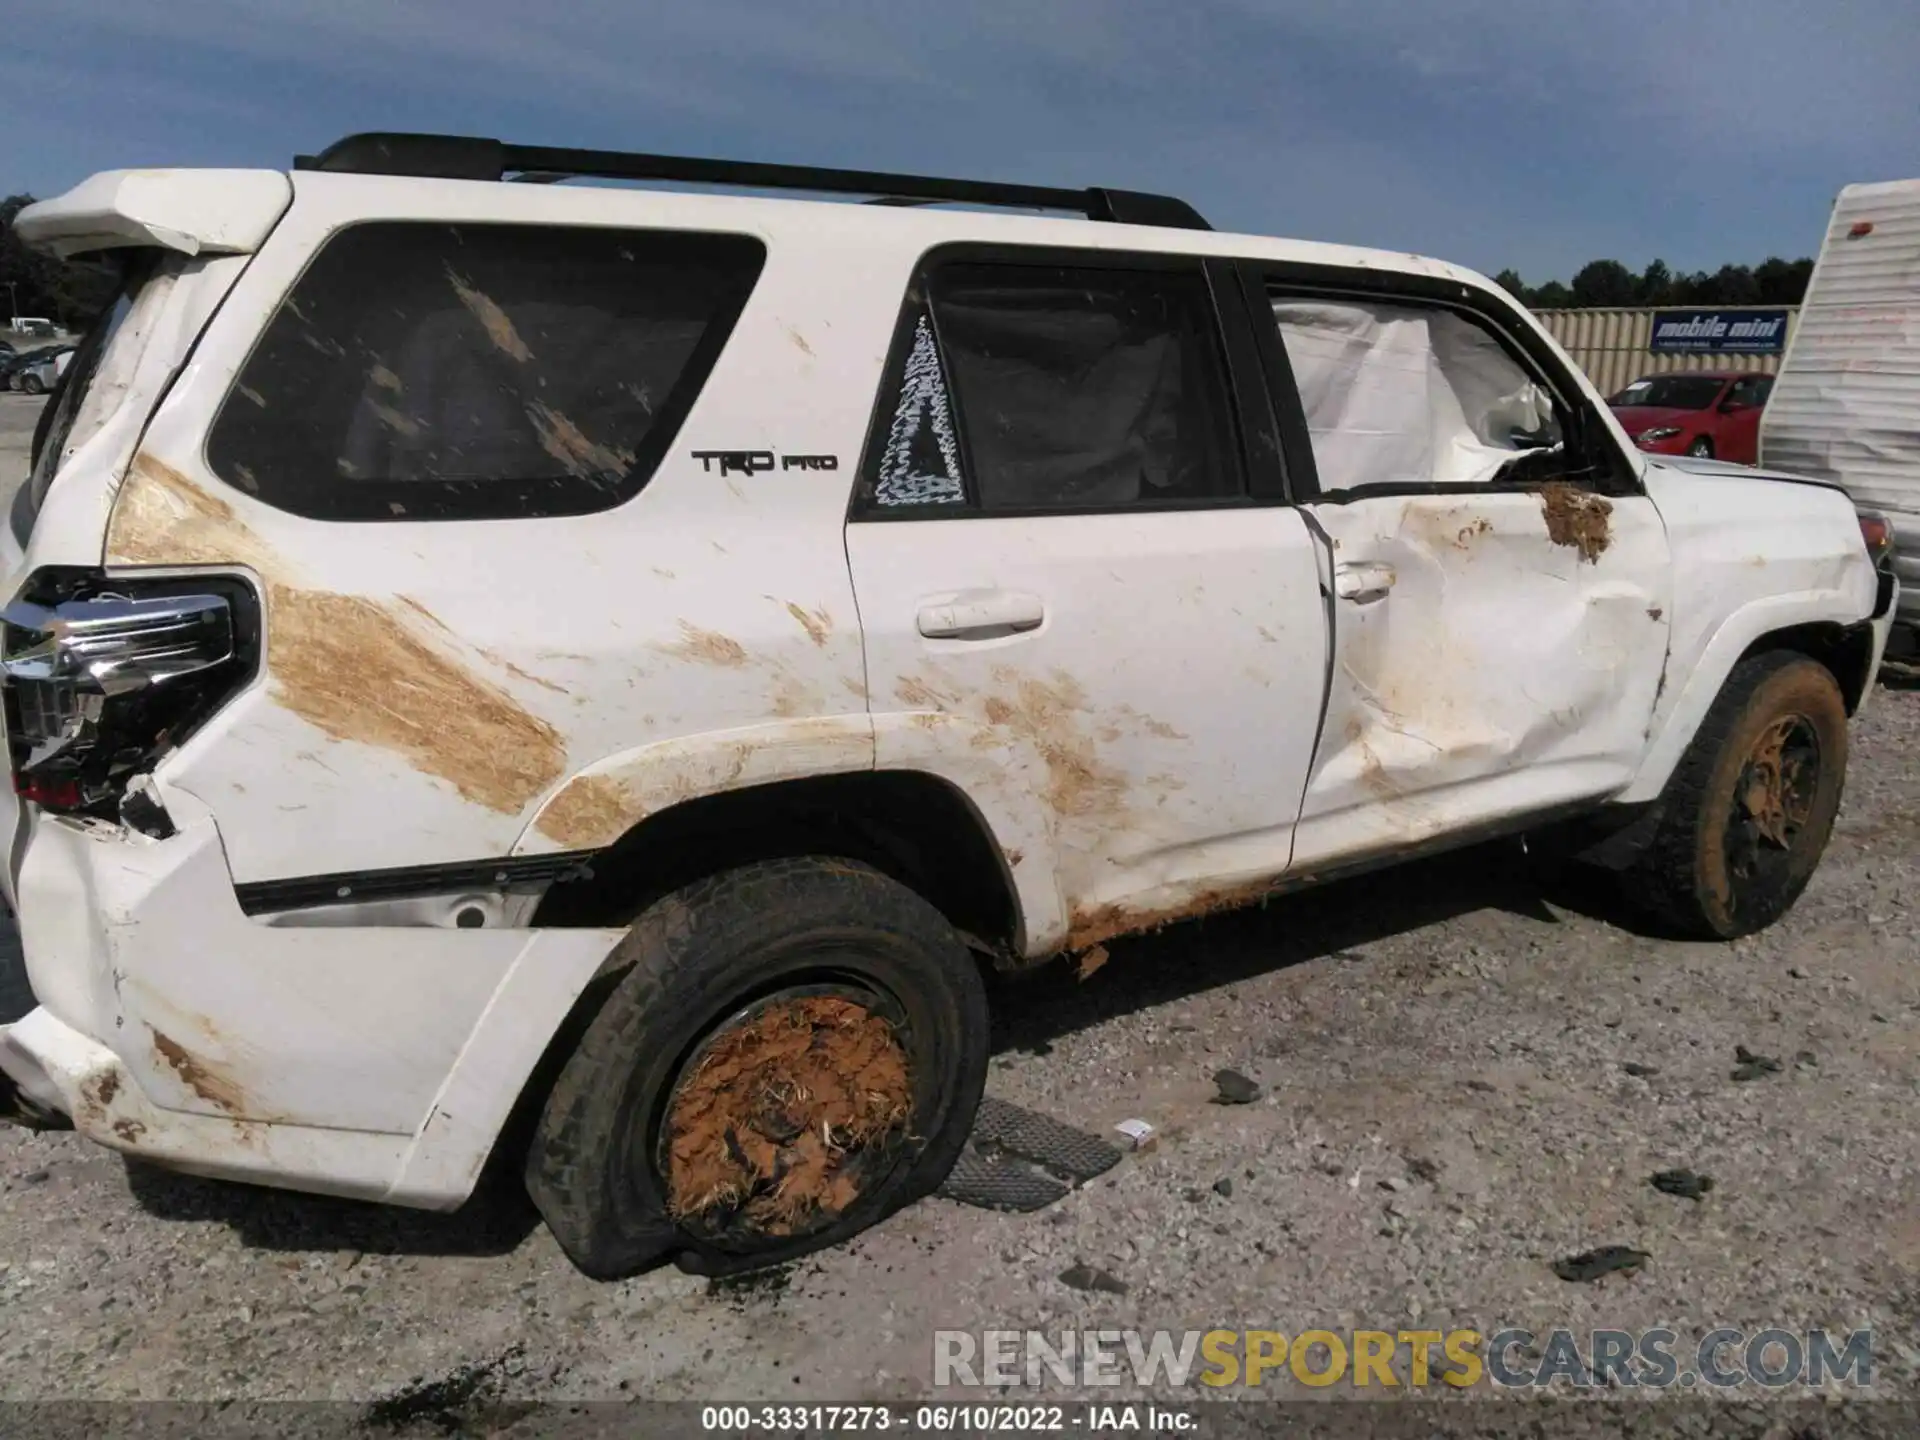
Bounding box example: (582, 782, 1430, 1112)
(1761, 179, 1920, 647)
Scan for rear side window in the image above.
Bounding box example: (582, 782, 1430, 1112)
(207, 222, 765, 521)
(859, 260, 1244, 515)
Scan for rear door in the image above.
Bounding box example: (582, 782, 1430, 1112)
(845, 247, 1329, 953)
(1236, 265, 1673, 872)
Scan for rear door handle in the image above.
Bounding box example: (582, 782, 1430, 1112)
(916, 590, 1046, 640)
(1333, 561, 1396, 603)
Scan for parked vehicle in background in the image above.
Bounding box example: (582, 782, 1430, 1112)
(9, 318, 56, 338)
(0, 135, 1896, 1282)
(1608, 371, 1773, 464)
(0, 346, 60, 393)
(1762, 178, 1920, 652)
(7, 345, 73, 396)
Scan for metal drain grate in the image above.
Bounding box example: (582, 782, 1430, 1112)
(936, 1097, 1124, 1213)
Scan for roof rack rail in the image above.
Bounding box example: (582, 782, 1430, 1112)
(291, 132, 1211, 231)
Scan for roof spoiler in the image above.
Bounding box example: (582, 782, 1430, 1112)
(14, 170, 293, 261)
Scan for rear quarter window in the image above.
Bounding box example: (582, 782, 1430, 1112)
(205, 222, 765, 522)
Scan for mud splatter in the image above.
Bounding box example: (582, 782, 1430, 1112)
(785, 326, 815, 358)
(983, 669, 1128, 819)
(271, 587, 567, 813)
(895, 675, 950, 710)
(152, 1030, 246, 1114)
(1066, 874, 1283, 952)
(527, 402, 634, 478)
(368, 401, 424, 438)
(1455, 517, 1493, 547)
(111, 1119, 147, 1144)
(785, 602, 832, 648)
(369, 364, 404, 394)
(106, 454, 275, 571)
(665, 624, 751, 668)
(110, 474, 546, 814)
(664, 996, 911, 1237)
(534, 773, 639, 849)
(92, 1072, 121, 1105)
(446, 268, 532, 361)
(1537, 483, 1613, 564)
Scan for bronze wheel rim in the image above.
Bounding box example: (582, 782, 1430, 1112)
(1722, 712, 1821, 905)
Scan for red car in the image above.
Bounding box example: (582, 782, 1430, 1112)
(1607, 371, 1774, 465)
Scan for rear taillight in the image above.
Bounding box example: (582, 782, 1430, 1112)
(1860, 511, 1896, 569)
(1, 572, 256, 824)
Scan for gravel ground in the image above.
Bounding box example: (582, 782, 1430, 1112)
(1, 403, 1916, 1428)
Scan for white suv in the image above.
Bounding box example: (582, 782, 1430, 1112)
(0, 134, 1898, 1279)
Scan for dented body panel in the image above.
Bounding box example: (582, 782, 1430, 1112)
(0, 788, 623, 1206)
(848, 510, 1328, 956)
(107, 175, 877, 882)
(1620, 457, 1883, 803)
(1293, 489, 1673, 870)
(13, 169, 293, 261)
(0, 157, 1892, 1213)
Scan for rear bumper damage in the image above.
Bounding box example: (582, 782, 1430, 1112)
(0, 787, 623, 1208)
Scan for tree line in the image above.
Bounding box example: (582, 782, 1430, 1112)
(1493, 256, 1815, 311)
(2, 194, 119, 326)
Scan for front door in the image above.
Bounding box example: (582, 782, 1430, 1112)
(1240, 276, 1674, 872)
(846, 249, 1329, 954)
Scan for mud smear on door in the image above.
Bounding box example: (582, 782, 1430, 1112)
(1537, 483, 1614, 563)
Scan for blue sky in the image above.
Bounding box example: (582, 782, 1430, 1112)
(7, 0, 1915, 282)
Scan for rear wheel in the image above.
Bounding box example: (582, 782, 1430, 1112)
(525, 856, 989, 1280)
(18, 373, 43, 397)
(1625, 652, 1848, 939)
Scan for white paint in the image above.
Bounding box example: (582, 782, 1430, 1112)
(0, 788, 622, 1206)
(0, 158, 1891, 1214)
(14, 169, 294, 260)
(848, 509, 1328, 953)
(1618, 457, 1883, 803)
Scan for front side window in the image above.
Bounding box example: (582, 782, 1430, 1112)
(1269, 294, 1565, 494)
(207, 222, 765, 521)
(862, 260, 1244, 515)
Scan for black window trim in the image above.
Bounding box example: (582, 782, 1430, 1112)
(1230, 259, 1643, 505)
(202, 218, 768, 525)
(847, 241, 1293, 524)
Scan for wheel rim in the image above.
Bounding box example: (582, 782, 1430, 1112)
(654, 977, 918, 1248)
(1721, 712, 1821, 904)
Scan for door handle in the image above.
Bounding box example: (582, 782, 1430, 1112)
(916, 590, 1046, 640)
(1333, 562, 1396, 603)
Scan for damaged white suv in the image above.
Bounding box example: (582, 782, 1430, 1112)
(0, 134, 1898, 1279)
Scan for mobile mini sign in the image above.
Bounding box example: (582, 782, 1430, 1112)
(1649, 309, 1791, 355)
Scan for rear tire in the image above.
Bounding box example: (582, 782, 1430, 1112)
(1625, 652, 1848, 939)
(525, 856, 989, 1281)
(19, 374, 42, 397)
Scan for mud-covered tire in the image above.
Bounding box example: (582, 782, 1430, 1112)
(1626, 651, 1848, 939)
(524, 857, 989, 1281)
